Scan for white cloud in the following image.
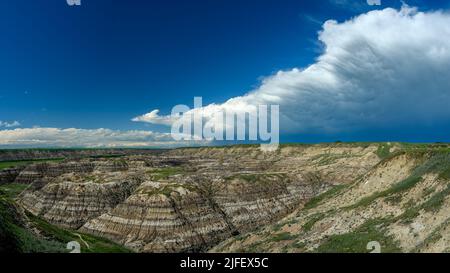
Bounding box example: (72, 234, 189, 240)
(0, 121, 21, 128)
(133, 6, 450, 134)
(0, 127, 209, 148)
(132, 109, 176, 126)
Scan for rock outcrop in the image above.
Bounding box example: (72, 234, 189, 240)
(81, 173, 327, 252)
(14, 143, 382, 252)
(19, 172, 143, 229)
(0, 167, 24, 185)
(211, 148, 450, 253)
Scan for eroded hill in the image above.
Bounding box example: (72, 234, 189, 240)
(1, 143, 449, 253)
(211, 144, 450, 253)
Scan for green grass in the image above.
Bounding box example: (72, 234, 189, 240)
(0, 183, 29, 198)
(412, 219, 449, 252)
(26, 212, 132, 253)
(139, 183, 196, 197)
(302, 213, 326, 232)
(438, 166, 450, 180)
(271, 222, 285, 232)
(346, 176, 422, 210)
(421, 184, 450, 213)
(228, 173, 287, 183)
(0, 198, 67, 253)
(290, 241, 307, 251)
(397, 185, 450, 224)
(303, 185, 347, 210)
(311, 152, 359, 166)
(270, 232, 297, 242)
(345, 152, 450, 210)
(0, 187, 131, 253)
(376, 143, 392, 159)
(422, 187, 436, 198)
(148, 167, 185, 180)
(0, 158, 64, 170)
(315, 218, 401, 253)
(399, 184, 450, 222)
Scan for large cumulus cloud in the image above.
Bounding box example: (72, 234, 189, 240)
(133, 6, 450, 134)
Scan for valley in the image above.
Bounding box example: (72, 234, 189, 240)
(1, 143, 450, 253)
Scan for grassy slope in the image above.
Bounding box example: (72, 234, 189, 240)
(0, 183, 132, 253)
(214, 144, 450, 253)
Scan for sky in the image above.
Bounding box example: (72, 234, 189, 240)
(1, 0, 450, 147)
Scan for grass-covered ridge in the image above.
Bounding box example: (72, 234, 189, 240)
(0, 158, 65, 170)
(0, 182, 132, 253)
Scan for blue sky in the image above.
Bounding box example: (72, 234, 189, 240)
(1, 0, 450, 147)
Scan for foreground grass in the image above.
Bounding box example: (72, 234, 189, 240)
(316, 218, 401, 253)
(0, 185, 132, 253)
(0, 197, 67, 253)
(0, 183, 29, 199)
(25, 212, 132, 253)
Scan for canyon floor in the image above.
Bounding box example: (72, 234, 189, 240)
(1, 143, 450, 253)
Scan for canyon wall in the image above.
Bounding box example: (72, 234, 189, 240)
(12, 144, 383, 252)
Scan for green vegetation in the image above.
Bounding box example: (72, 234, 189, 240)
(0, 182, 131, 253)
(399, 184, 450, 222)
(148, 167, 185, 180)
(376, 143, 392, 159)
(316, 218, 401, 253)
(347, 176, 423, 209)
(422, 187, 436, 198)
(395, 155, 450, 222)
(270, 232, 297, 242)
(303, 185, 347, 210)
(290, 241, 307, 250)
(271, 222, 285, 232)
(302, 213, 326, 232)
(438, 166, 450, 180)
(89, 154, 124, 159)
(312, 152, 359, 166)
(412, 219, 449, 252)
(139, 183, 196, 197)
(399, 143, 450, 153)
(227, 173, 288, 184)
(0, 183, 29, 199)
(0, 198, 67, 253)
(0, 158, 64, 170)
(421, 184, 450, 213)
(26, 212, 132, 253)
(346, 152, 450, 210)
(280, 142, 375, 148)
(234, 233, 250, 241)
